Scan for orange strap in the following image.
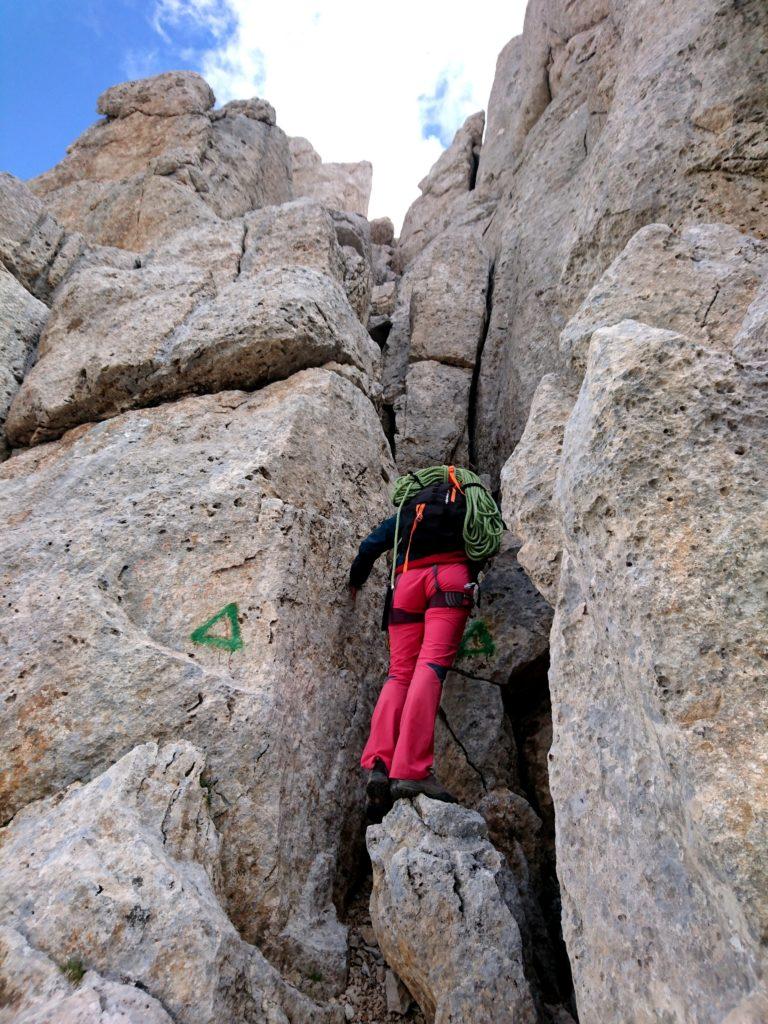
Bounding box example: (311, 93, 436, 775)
(447, 465, 464, 496)
(403, 502, 426, 573)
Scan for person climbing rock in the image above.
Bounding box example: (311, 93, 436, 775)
(349, 465, 503, 816)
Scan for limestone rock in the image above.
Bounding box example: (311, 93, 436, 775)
(370, 281, 397, 318)
(7, 223, 379, 445)
(408, 230, 490, 368)
(434, 674, 516, 806)
(0, 742, 337, 1024)
(329, 208, 374, 321)
(0, 267, 48, 458)
(560, 222, 768, 374)
(290, 136, 372, 217)
(0, 367, 394, 994)
(97, 71, 215, 118)
(396, 111, 485, 271)
(550, 319, 767, 1021)
(473, 0, 768, 480)
(0, 173, 91, 302)
(30, 72, 292, 250)
(455, 541, 554, 684)
(500, 374, 577, 604)
(370, 217, 395, 246)
(367, 796, 539, 1024)
(393, 360, 471, 470)
(475, 36, 523, 196)
(0, 926, 174, 1024)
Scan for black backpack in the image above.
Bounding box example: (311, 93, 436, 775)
(397, 481, 467, 566)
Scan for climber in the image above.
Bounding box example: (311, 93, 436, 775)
(348, 465, 504, 814)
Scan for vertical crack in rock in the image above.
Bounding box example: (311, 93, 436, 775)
(468, 258, 495, 468)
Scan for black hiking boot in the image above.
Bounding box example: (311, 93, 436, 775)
(390, 769, 457, 804)
(365, 758, 392, 823)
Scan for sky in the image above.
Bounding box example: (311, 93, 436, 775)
(0, 0, 527, 230)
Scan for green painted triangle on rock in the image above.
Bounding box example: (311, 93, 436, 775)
(190, 602, 243, 652)
(457, 619, 496, 662)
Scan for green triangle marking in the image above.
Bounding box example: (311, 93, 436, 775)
(457, 619, 496, 662)
(190, 602, 243, 651)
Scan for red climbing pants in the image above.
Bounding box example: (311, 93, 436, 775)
(360, 560, 473, 780)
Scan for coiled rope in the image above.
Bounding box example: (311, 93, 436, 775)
(389, 465, 504, 585)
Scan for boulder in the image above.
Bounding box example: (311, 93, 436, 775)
(6, 217, 379, 445)
(289, 136, 373, 217)
(560, 222, 768, 374)
(370, 217, 395, 246)
(30, 72, 293, 250)
(408, 230, 490, 368)
(396, 111, 485, 271)
(97, 71, 215, 118)
(367, 796, 539, 1024)
(0, 742, 337, 1024)
(0, 367, 394, 994)
(0, 267, 48, 458)
(550, 318, 767, 1021)
(393, 360, 471, 470)
(0, 926, 174, 1024)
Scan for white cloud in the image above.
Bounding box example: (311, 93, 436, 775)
(148, 0, 527, 231)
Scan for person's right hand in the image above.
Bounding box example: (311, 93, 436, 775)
(348, 585, 358, 604)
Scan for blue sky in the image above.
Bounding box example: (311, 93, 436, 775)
(0, 0, 526, 228)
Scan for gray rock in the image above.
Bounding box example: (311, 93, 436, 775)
(560, 222, 768, 375)
(329, 208, 374, 321)
(0, 742, 338, 1024)
(367, 796, 538, 1023)
(408, 229, 490, 368)
(370, 217, 395, 246)
(0, 926, 175, 1024)
(97, 71, 215, 118)
(0, 367, 394, 997)
(6, 232, 379, 445)
(475, 36, 523, 196)
(550, 318, 767, 1021)
(500, 374, 577, 604)
(289, 136, 372, 217)
(384, 970, 412, 1015)
(370, 281, 397, 318)
(396, 111, 485, 271)
(0, 267, 48, 458)
(30, 73, 293, 250)
(393, 360, 471, 470)
(0, 173, 93, 302)
(473, 0, 768, 480)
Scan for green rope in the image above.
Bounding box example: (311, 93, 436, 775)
(390, 465, 504, 563)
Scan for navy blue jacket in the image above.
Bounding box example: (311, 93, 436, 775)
(349, 515, 399, 589)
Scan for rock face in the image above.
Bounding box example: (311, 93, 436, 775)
(0, 267, 47, 458)
(548, 317, 767, 1021)
(471, 0, 768, 480)
(502, 221, 768, 1020)
(367, 797, 538, 1024)
(0, 741, 337, 1024)
(290, 136, 373, 217)
(30, 72, 293, 251)
(396, 111, 484, 271)
(3, 4, 768, 1020)
(6, 202, 378, 446)
(0, 926, 175, 1024)
(0, 367, 394, 1001)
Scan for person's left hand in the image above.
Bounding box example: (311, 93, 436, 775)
(348, 585, 358, 603)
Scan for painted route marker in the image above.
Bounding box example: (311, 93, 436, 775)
(190, 602, 243, 652)
(457, 619, 495, 662)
